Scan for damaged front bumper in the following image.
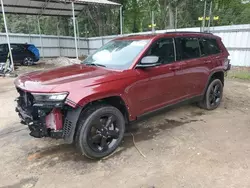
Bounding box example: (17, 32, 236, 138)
(16, 105, 63, 138)
(15, 89, 65, 139)
(15, 88, 83, 144)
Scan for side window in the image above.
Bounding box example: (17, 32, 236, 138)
(175, 38, 200, 60)
(0, 44, 6, 53)
(146, 38, 175, 64)
(11, 44, 24, 52)
(199, 38, 221, 56)
(207, 39, 220, 54)
(199, 38, 210, 57)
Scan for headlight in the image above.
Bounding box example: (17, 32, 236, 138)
(32, 92, 68, 102)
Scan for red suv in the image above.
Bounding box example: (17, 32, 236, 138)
(15, 32, 230, 159)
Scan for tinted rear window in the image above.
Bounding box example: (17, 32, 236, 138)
(175, 37, 200, 60)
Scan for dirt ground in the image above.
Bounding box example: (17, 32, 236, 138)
(1, 76, 250, 188)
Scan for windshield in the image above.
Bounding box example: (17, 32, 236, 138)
(82, 39, 150, 70)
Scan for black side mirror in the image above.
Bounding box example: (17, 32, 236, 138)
(136, 56, 160, 68)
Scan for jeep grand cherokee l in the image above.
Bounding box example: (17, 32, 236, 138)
(15, 32, 230, 159)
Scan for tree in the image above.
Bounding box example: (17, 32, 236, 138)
(0, 0, 249, 36)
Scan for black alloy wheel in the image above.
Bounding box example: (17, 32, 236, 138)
(88, 114, 121, 153)
(198, 79, 223, 110)
(208, 82, 222, 107)
(76, 104, 125, 159)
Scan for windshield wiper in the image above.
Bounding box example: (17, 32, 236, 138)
(85, 63, 106, 67)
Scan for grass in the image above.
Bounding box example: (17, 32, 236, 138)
(227, 71, 250, 80)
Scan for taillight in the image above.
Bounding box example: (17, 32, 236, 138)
(224, 58, 231, 70)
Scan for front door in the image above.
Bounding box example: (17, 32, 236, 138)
(0, 44, 8, 63)
(129, 38, 182, 115)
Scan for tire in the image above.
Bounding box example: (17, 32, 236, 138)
(75, 104, 125, 159)
(23, 56, 34, 66)
(198, 79, 223, 110)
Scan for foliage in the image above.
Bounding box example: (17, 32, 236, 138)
(0, 0, 249, 37)
(227, 70, 250, 80)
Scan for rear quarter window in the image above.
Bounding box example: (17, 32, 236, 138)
(207, 39, 220, 54)
(199, 38, 221, 56)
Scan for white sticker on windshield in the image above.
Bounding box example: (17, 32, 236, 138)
(131, 41, 148, 46)
(93, 50, 112, 61)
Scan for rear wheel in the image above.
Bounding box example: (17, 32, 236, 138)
(75, 104, 125, 159)
(23, 56, 34, 66)
(198, 79, 223, 110)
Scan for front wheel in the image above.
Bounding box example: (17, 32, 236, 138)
(198, 79, 223, 110)
(75, 104, 125, 159)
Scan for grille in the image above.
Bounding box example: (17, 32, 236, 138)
(16, 88, 34, 108)
(63, 118, 73, 138)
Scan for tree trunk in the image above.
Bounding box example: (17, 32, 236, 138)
(63, 17, 69, 36)
(168, 2, 174, 29)
(164, 0, 168, 29)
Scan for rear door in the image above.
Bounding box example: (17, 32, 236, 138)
(11, 44, 26, 64)
(174, 37, 208, 97)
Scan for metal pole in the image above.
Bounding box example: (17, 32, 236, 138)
(151, 11, 155, 33)
(57, 22, 61, 57)
(202, 0, 207, 32)
(72, 1, 78, 59)
(27, 16, 31, 43)
(207, 1, 213, 32)
(37, 17, 44, 59)
(1, 0, 14, 72)
(120, 6, 123, 35)
(76, 18, 80, 55)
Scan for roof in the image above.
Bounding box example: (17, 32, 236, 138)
(0, 43, 32, 45)
(1, 0, 121, 17)
(116, 32, 217, 40)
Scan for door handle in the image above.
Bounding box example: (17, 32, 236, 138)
(204, 60, 212, 64)
(169, 66, 180, 71)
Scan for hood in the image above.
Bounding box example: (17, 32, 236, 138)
(15, 64, 117, 92)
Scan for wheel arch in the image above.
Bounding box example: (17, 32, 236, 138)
(81, 95, 130, 124)
(203, 70, 225, 95)
(63, 95, 131, 144)
(210, 71, 224, 85)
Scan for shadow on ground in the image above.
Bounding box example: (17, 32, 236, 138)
(0, 178, 38, 188)
(26, 112, 205, 163)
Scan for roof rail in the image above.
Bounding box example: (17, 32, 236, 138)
(164, 31, 213, 35)
(125, 33, 157, 37)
